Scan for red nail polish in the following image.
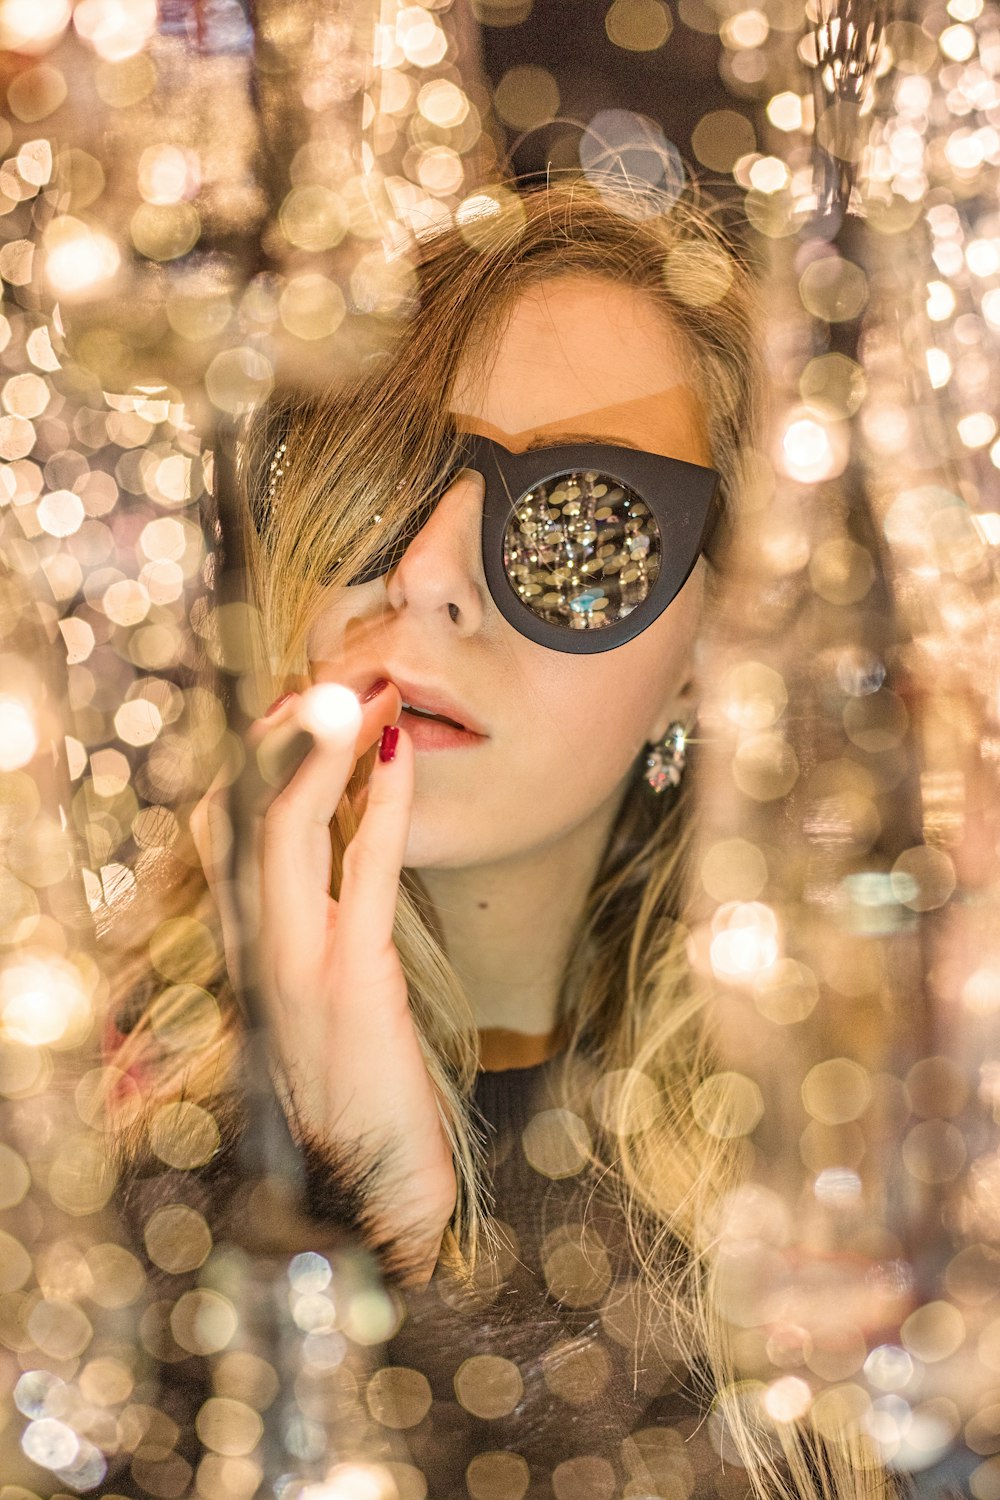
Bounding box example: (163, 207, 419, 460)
(264, 692, 293, 717)
(361, 678, 389, 704)
(379, 724, 400, 763)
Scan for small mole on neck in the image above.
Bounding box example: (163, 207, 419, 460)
(477, 900, 489, 910)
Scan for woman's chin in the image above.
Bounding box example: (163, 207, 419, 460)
(403, 814, 483, 873)
(345, 781, 461, 868)
(402, 830, 453, 872)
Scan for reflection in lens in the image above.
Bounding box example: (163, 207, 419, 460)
(502, 470, 662, 628)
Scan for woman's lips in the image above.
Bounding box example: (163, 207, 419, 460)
(398, 708, 486, 750)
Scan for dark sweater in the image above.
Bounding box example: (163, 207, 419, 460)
(104, 1052, 729, 1498)
(378, 1053, 725, 1498)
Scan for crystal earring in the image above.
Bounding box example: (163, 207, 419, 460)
(643, 721, 688, 795)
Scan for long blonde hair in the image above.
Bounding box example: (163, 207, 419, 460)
(102, 177, 898, 1500)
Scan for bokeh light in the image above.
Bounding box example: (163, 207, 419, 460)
(5, 0, 1000, 1486)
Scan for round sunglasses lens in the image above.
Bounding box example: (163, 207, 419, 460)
(502, 470, 662, 629)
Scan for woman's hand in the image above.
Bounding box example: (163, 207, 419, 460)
(191, 682, 457, 1286)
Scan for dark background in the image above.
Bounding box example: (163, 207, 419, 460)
(474, 0, 738, 189)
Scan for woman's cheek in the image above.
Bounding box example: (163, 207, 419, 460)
(518, 706, 644, 820)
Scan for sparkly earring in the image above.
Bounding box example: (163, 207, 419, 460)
(643, 721, 688, 795)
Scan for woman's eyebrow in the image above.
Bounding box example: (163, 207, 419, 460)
(521, 431, 643, 451)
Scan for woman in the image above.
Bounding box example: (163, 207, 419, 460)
(103, 179, 899, 1499)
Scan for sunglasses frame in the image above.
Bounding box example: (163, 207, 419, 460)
(451, 431, 723, 656)
(268, 420, 724, 656)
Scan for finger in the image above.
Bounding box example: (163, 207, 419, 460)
(251, 693, 310, 790)
(189, 696, 299, 894)
(188, 789, 214, 879)
(308, 677, 402, 759)
(189, 784, 248, 990)
(271, 680, 402, 822)
(335, 722, 415, 971)
(191, 693, 309, 990)
(189, 738, 247, 900)
(193, 699, 300, 980)
(259, 682, 401, 975)
(191, 692, 300, 872)
(246, 687, 304, 748)
(252, 681, 401, 789)
(189, 788, 232, 884)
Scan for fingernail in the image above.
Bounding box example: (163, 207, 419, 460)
(361, 677, 390, 704)
(264, 692, 293, 717)
(379, 724, 400, 763)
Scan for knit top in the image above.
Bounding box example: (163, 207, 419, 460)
(380, 1052, 725, 1499)
(104, 1048, 728, 1498)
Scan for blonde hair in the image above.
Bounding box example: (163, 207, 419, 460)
(102, 177, 899, 1500)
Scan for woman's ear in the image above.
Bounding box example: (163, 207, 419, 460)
(648, 673, 698, 745)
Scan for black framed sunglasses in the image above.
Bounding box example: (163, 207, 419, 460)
(342, 430, 723, 656)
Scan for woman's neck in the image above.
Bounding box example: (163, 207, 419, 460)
(476, 1024, 567, 1070)
(414, 784, 626, 1039)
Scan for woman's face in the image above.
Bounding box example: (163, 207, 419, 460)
(307, 272, 714, 871)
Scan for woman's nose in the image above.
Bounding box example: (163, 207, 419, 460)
(384, 469, 486, 634)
